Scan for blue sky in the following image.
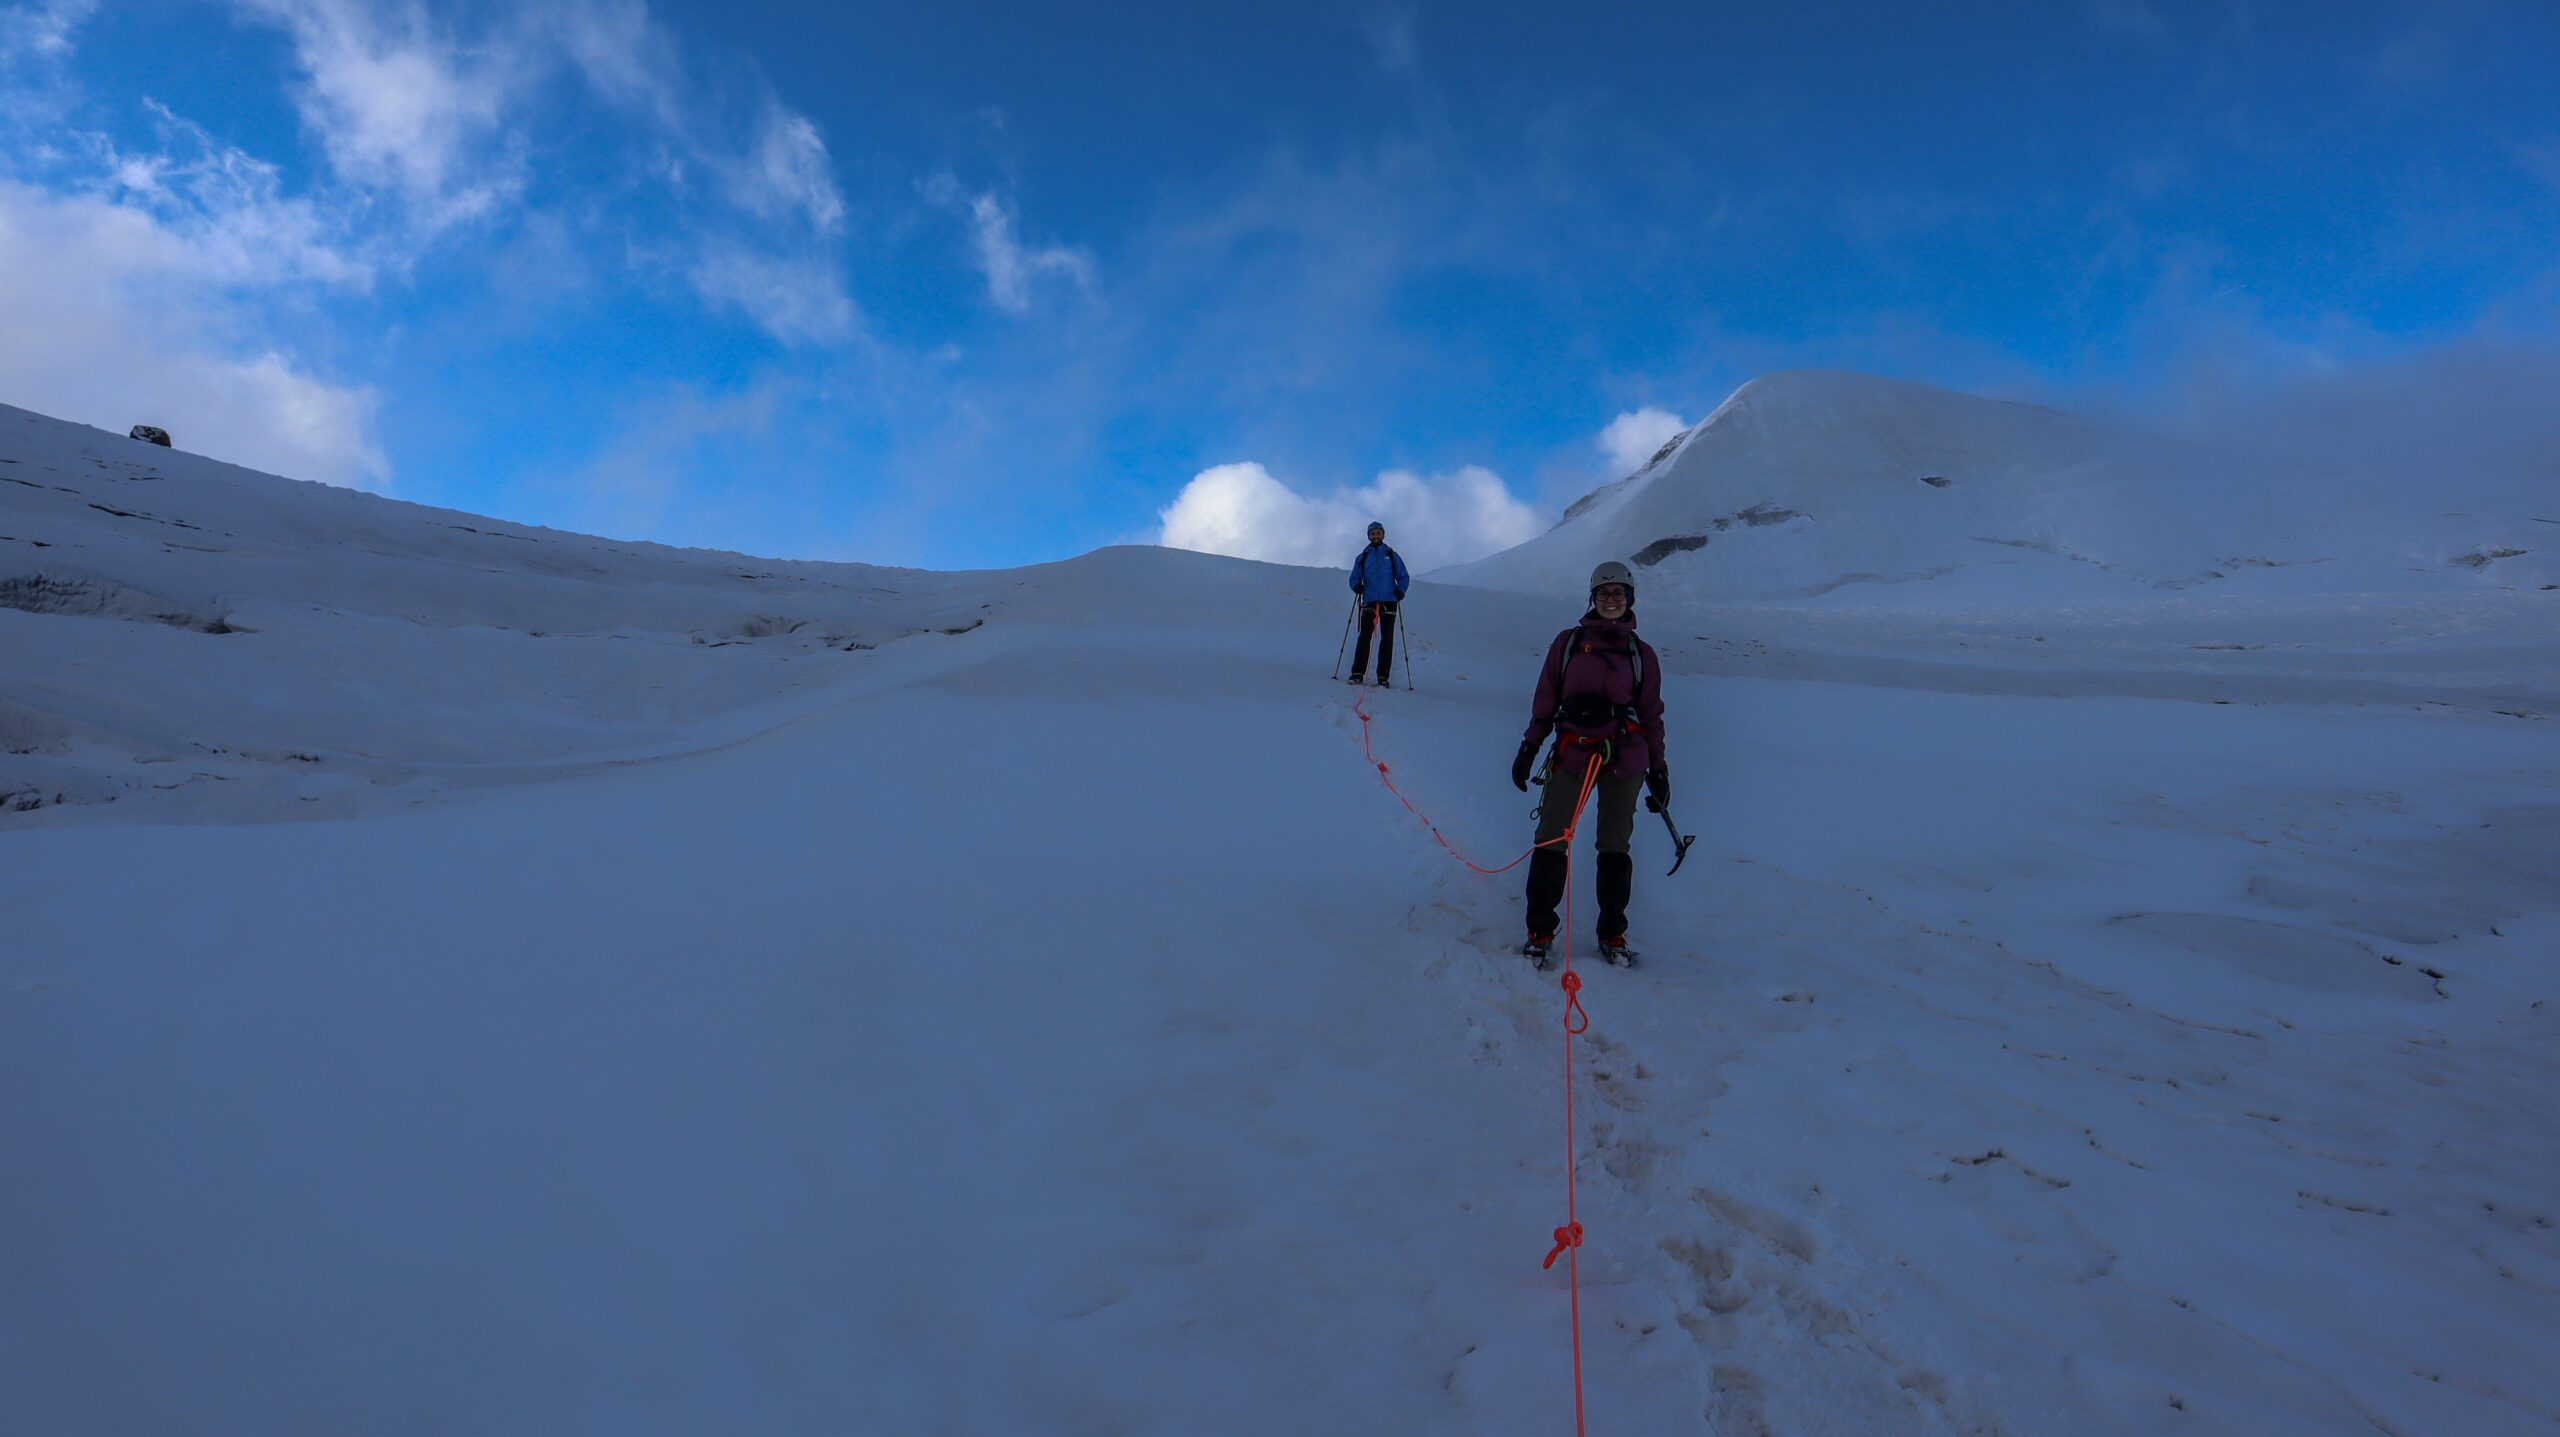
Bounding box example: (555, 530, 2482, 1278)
(2, 0, 2554, 570)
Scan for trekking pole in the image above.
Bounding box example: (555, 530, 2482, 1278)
(1332, 597, 1359, 679)
(1647, 799, 1697, 876)
(1397, 600, 1417, 690)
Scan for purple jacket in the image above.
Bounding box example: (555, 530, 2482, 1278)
(1522, 614, 1666, 779)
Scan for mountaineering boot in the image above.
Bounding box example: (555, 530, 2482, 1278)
(1524, 847, 1568, 942)
(1347, 672, 1365, 685)
(1523, 934, 1556, 969)
(1595, 934, 1637, 967)
(1595, 851, 1633, 941)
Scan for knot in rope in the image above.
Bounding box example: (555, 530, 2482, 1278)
(1560, 969, 1589, 1034)
(1542, 1222, 1584, 1270)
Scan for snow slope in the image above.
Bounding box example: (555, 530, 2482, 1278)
(0, 400, 999, 821)
(1436, 370, 2557, 605)
(4, 400, 2558, 1435)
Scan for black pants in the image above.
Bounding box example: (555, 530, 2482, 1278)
(1524, 765, 1642, 939)
(1351, 601, 1398, 679)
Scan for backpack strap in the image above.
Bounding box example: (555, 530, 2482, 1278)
(1552, 630, 1643, 729)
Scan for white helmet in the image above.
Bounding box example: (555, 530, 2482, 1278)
(1589, 560, 1634, 598)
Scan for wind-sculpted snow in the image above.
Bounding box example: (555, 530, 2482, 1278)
(0, 571, 238, 632)
(2, 394, 2556, 1434)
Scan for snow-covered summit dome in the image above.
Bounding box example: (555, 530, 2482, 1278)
(1435, 369, 2530, 605)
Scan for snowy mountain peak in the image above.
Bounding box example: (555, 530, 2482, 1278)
(1443, 370, 2549, 605)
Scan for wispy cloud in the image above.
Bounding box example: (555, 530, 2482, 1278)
(94, 103, 375, 288)
(225, 0, 858, 333)
(0, 179, 386, 487)
(0, 0, 98, 129)
(230, 0, 524, 233)
(1157, 460, 1540, 571)
(540, 0, 685, 130)
(0, 0, 96, 62)
(924, 176, 1095, 314)
(736, 100, 844, 234)
(539, 0, 846, 237)
(533, 1, 855, 336)
(0, 0, 873, 490)
(0, 84, 386, 487)
(686, 243, 858, 345)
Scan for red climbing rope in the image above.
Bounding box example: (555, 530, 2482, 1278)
(1545, 751, 1603, 1437)
(1351, 694, 1582, 875)
(1348, 686, 1604, 1434)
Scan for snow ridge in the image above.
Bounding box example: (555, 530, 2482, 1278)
(1444, 370, 2554, 605)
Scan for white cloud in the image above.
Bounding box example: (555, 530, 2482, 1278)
(737, 100, 844, 234)
(0, 0, 97, 128)
(1158, 460, 1541, 571)
(99, 103, 374, 289)
(0, 0, 95, 61)
(972, 192, 1093, 311)
(688, 242, 857, 345)
(0, 180, 387, 488)
(927, 178, 1094, 314)
(0, 54, 384, 491)
(229, 0, 857, 350)
(543, 2, 845, 242)
(537, 1, 855, 341)
(1597, 406, 1688, 477)
(230, 0, 522, 232)
(227, 0, 843, 251)
(2, 0, 863, 494)
(542, 0, 683, 128)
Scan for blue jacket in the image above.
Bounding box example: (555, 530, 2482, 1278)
(1349, 543, 1409, 603)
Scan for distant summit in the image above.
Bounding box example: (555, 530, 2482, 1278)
(1436, 370, 2550, 604)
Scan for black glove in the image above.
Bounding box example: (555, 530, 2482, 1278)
(1643, 765, 1671, 813)
(1511, 739, 1540, 792)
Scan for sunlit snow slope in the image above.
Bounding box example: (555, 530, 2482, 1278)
(1438, 370, 2556, 605)
(4, 399, 2557, 1436)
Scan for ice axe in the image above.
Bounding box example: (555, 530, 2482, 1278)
(1646, 795, 1696, 876)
